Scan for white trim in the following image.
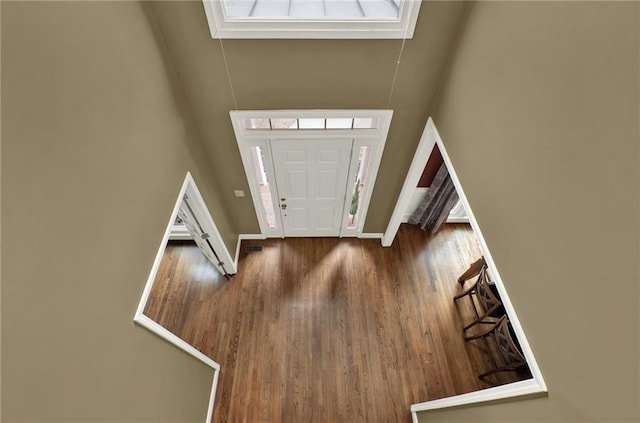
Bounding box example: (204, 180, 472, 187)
(446, 216, 470, 224)
(184, 176, 237, 275)
(357, 233, 384, 239)
(206, 360, 220, 423)
(169, 234, 193, 241)
(432, 119, 547, 390)
(133, 313, 220, 423)
(234, 233, 267, 269)
(402, 187, 429, 223)
(231, 110, 392, 239)
(446, 198, 469, 223)
(230, 109, 393, 139)
(133, 314, 219, 370)
(133, 172, 236, 423)
(347, 123, 392, 235)
(410, 379, 544, 415)
(235, 139, 283, 237)
(238, 234, 269, 240)
(202, 0, 421, 39)
(339, 139, 358, 236)
(400, 118, 547, 416)
(134, 174, 192, 318)
(169, 223, 193, 241)
(382, 120, 436, 247)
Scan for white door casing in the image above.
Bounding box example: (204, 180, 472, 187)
(231, 110, 393, 238)
(271, 138, 352, 237)
(178, 195, 230, 275)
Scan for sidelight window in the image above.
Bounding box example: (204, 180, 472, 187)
(250, 146, 277, 229)
(347, 146, 371, 229)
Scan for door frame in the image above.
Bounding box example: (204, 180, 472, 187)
(231, 110, 393, 238)
(382, 118, 437, 247)
(134, 172, 229, 423)
(383, 118, 547, 417)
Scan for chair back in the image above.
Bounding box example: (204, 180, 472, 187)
(475, 266, 502, 317)
(492, 316, 527, 367)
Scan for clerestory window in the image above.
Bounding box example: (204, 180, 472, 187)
(203, 0, 422, 39)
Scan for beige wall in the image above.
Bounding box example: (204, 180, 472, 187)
(1, 2, 235, 421)
(421, 2, 639, 422)
(3, 1, 638, 422)
(149, 1, 469, 234)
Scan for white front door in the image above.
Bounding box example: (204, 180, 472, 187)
(271, 138, 352, 237)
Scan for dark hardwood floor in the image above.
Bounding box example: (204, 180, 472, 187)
(144, 223, 531, 423)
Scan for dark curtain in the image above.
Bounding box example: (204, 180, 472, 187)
(408, 162, 459, 233)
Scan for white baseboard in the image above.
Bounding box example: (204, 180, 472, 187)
(405, 118, 547, 417)
(232, 233, 384, 267)
(169, 224, 192, 241)
(446, 217, 470, 224)
(410, 379, 546, 418)
(357, 233, 384, 239)
(446, 197, 469, 223)
(239, 234, 266, 240)
(133, 313, 220, 423)
(169, 233, 193, 241)
(133, 173, 223, 423)
(234, 233, 267, 268)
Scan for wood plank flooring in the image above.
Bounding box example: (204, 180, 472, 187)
(144, 224, 531, 423)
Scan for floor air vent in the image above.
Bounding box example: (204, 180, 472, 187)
(245, 246, 263, 253)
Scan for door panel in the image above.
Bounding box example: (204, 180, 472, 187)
(290, 207, 308, 230)
(318, 149, 339, 162)
(318, 169, 338, 198)
(317, 207, 334, 229)
(288, 171, 307, 197)
(271, 138, 352, 237)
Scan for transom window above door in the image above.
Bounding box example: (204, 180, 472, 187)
(242, 117, 380, 131)
(203, 0, 422, 39)
(233, 110, 391, 136)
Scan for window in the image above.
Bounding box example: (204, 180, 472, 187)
(231, 110, 393, 237)
(224, 0, 400, 20)
(203, 0, 422, 39)
(242, 117, 380, 131)
(347, 145, 371, 229)
(250, 146, 277, 229)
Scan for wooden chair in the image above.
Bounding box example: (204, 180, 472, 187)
(457, 256, 486, 285)
(454, 264, 503, 336)
(465, 315, 528, 381)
